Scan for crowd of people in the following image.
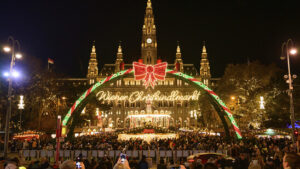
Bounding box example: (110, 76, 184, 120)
(1, 132, 300, 169)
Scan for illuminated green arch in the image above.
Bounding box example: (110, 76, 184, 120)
(62, 69, 242, 139)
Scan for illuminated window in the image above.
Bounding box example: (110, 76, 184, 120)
(164, 101, 168, 107)
(170, 80, 174, 85)
(131, 102, 135, 107)
(116, 80, 121, 86)
(177, 80, 182, 86)
(177, 101, 182, 107)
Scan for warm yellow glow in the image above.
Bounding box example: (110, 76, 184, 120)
(61, 127, 66, 136)
(18, 95, 25, 109)
(3, 46, 11, 52)
(118, 133, 178, 143)
(81, 107, 86, 114)
(290, 48, 297, 55)
(260, 96, 265, 109)
(128, 114, 170, 118)
(15, 53, 22, 59)
(96, 90, 201, 103)
(96, 108, 99, 116)
(231, 96, 235, 100)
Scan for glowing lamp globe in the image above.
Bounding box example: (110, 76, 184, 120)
(12, 71, 20, 78)
(3, 72, 9, 77)
(290, 49, 297, 55)
(3, 46, 11, 52)
(15, 53, 22, 59)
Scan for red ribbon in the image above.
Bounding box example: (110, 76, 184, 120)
(133, 62, 168, 88)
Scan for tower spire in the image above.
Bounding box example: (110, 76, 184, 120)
(115, 42, 124, 72)
(147, 0, 152, 8)
(199, 41, 211, 86)
(117, 41, 122, 54)
(87, 41, 98, 84)
(92, 41, 96, 53)
(175, 41, 183, 71)
(176, 41, 181, 54)
(141, 0, 157, 64)
(202, 41, 207, 54)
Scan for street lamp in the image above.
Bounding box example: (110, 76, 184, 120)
(281, 39, 297, 144)
(2, 36, 22, 158)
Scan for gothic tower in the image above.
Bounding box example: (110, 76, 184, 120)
(87, 42, 98, 84)
(199, 43, 211, 86)
(141, 0, 157, 65)
(174, 43, 183, 72)
(115, 43, 124, 73)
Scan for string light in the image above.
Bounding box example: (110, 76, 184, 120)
(96, 90, 200, 103)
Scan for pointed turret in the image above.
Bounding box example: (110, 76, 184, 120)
(87, 41, 98, 84)
(174, 42, 183, 71)
(115, 43, 124, 72)
(199, 42, 211, 86)
(141, 0, 157, 64)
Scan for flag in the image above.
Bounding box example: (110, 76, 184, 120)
(48, 58, 54, 64)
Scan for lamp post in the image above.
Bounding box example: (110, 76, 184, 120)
(281, 39, 297, 144)
(3, 36, 22, 158)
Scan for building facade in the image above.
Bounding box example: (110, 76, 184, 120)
(60, 0, 219, 129)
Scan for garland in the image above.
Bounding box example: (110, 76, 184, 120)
(62, 68, 242, 139)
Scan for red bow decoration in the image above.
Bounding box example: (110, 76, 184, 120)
(133, 62, 168, 88)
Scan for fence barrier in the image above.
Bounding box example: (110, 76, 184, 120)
(20, 149, 228, 162)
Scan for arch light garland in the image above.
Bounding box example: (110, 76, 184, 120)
(62, 68, 242, 139)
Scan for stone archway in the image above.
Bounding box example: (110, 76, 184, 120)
(62, 69, 242, 139)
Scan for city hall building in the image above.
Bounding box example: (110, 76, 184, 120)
(57, 0, 219, 130)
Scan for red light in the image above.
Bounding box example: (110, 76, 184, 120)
(188, 159, 194, 163)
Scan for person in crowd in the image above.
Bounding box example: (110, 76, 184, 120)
(179, 158, 187, 169)
(248, 155, 261, 169)
(282, 152, 300, 169)
(264, 156, 275, 169)
(113, 158, 130, 169)
(129, 158, 139, 169)
(157, 158, 167, 169)
(234, 153, 249, 169)
(4, 158, 19, 169)
(60, 160, 85, 169)
(138, 155, 148, 169)
(28, 160, 41, 169)
(167, 159, 180, 169)
(216, 155, 226, 169)
(203, 163, 218, 169)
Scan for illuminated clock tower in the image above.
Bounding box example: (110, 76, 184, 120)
(141, 0, 157, 65)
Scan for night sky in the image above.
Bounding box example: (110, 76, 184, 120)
(1, 0, 300, 78)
